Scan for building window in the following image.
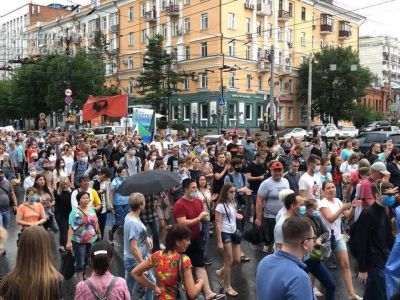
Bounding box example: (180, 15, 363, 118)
(110, 13, 118, 25)
(246, 74, 252, 89)
(128, 32, 134, 46)
(301, 32, 306, 46)
(301, 7, 306, 21)
(245, 104, 252, 120)
(268, 23, 273, 38)
(172, 22, 179, 36)
(184, 0, 190, 4)
(288, 79, 293, 93)
(321, 39, 326, 49)
(201, 13, 208, 30)
(330, 41, 334, 49)
(128, 7, 134, 21)
(141, 30, 147, 43)
(161, 24, 167, 37)
(288, 107, 293, 120)
(228, 104, 236, 119)
(201, 104, 209, 119)
(258, 77, 263, 90)
(200, 73, 208, 88)
(279, 80, 284, 92)
(288, 29, 293, 43)
(141, 3, 146, 17)
(172, 105, 179, 120)
(228, 42, 236, 57)
(245, 46, 251, 60)
(201, 42, 207, 57)
(257, 21, 262, 36)
(128, 56, 133, 69)
(101, 17, 107, 30)
(184, 77, 190, 89)
(183, 104, 190, 120)
(183, 46, 190, 60)
(257, 105, 263, 119)
(229, 72, 236, 88)
(129, 82, 135, 94)
(228, 13, 236, 29)
(288, 2, 293, 17)
(184, 18, 190, 33)
(246, 17, 251, 33)
(278, 27, 283, 41)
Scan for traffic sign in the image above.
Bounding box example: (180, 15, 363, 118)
(65, 89, 72, 96)
(39, 113, 46, 119)
(65, 96, 73, 106)
(218, 97, 225, 106)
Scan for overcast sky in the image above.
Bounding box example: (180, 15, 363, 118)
(1, 0, 399, 38)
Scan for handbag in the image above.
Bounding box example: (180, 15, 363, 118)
(60, 251, 76, 280)
(176, 255, 188, 300)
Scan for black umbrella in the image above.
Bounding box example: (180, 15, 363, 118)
(116, 169, 181, 196)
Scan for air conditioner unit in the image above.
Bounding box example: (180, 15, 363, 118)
(122, 60, 128, 65)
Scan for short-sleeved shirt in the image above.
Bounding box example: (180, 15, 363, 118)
(246, 162, 265, 193)
(215, 202, 237, 233)
(257, 177, 290, 218)
(0, 180, 12, 212)
(71, 188, 102, 209)
(340, 149, 353, 161)
(72, 161, 89, 186)
(299, 172, 321, 200)
(212, 164, 226, 194)
(319, 198, 343, 240)
(173, 197, 203, 240)
(149, 251, 192, 300)
(68, 207, 98, 244)
(111, 177, 129, 206)
(123, 214, 149, 261)
(16, 202, 45, 225)
(224, 172, 249, 195)
(167, 156, 179, 173)
(359, 177, 374, 208)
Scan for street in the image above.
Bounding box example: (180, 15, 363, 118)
(0, 186, 365, 300)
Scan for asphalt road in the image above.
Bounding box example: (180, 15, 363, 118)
(0, 187, 365, 300)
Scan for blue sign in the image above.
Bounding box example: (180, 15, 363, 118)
(219, 97, 225, 106)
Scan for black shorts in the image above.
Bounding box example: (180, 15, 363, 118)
(185, 239, 205, 268)
(263, 217, 276, 245)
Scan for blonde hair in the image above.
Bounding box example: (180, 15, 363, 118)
(0, 226, 62, 300)
(129, 192, 145, 211)
(57, 176, 71, 195)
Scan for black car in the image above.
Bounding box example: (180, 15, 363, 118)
(357, 131, 400, 153)
(359, 121, 391, 133)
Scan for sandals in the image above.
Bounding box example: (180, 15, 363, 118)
(215, 270, 224, 287)
(207, 294, 226, 300)
(225, 288, 239, 297)
(240, 255, 251, 263)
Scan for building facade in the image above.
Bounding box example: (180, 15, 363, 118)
(24, 0, 364, 129)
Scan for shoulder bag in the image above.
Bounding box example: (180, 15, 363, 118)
(176, 255, 188, 300)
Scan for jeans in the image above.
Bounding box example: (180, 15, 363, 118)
(201, 220, 210, 259)
(145, 219, 160, 252)
(54, 212, 69, 247)
(335, 184, 343, 200)
(111, 204, 130, 234)
(364, 267, 386, 300)
(305, 259, 336, 300)
(97, 212, 107, 239)
(72, 241, 92, 273)
(0, 210, 10, 229)
(124, 258, 155, 300)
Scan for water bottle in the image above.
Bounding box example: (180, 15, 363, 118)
(330, 229, 336, 252)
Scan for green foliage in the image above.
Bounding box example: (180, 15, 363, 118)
(136, 35, 184, 111)
(8, 48, 112, 118)
(171, 122, 186, 132)
(351, 103, 384, 128)
(297, 47, 373, 125)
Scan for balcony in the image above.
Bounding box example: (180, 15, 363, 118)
(278, 10, 290, 21)
(320, 24, 332, 34)
(166, 4, 179, 16)
(257, 61, 271, 73)
(256, 3, 271, 16)
(280, 64, 292, 75)
(339, 22, 351, 39)
(244, 2, 255, 10)
(144, 10, 157, 22)
(110, 24, 119, 33)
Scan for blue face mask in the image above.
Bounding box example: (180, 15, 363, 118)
(325, 165, 332, 173)
(299, 205, 306, 216)
(311, 210, 319, 218)
(303, 251, 310, 262)
(29, 194, 39, 202)
(383, 195, 395, 207)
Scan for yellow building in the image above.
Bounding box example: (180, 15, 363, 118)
(25, 0, 364, 129)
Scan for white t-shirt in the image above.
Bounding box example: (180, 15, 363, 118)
(340, 161, 358, 174)
(319, 198, 343, 240)
(274, 213, 287, 246)
(215, 202, 237, 234)
(299, 172, 321, 200)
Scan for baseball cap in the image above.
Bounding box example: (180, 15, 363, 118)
(270, 161, 284, 170)
(371, 162, 390, 175)
(358, 158, 370, 169)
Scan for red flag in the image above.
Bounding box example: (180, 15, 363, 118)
(83, 95, 128, 121)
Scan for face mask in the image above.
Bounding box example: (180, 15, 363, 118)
(50, 151, 55, 154)
(33, 158, 39, 162)
(189, 191, 198, 199)
(202, 157, 209, 163)
(247, 140, 251, 144)
(303, 252, 310, 262)
(96, 162, 103, 169)
(210, 151, 215, 156)
(227, 193, 236, 201)
(121, 174, 128, 179)
(122, 147, 127, 152)
(80, 156, 88, 163)
(29, 194, 38, 202)
(179, 167, 186, 173)
(383, 195, 395, 207)
(284, 149, 291, 154)
(30, 171, 37, 177)
(299, 205, 306, 216)
(311, 210, 319, 218)
(151, 156, 157, 161)
(259, 159, 265, 164)
(129, 150, 136, 155)
(60, 163, 65, 167)
(314, 166, 321, 173)
(325, 165, 332, 173)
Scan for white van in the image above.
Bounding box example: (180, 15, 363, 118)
(92, 126, 125, 139)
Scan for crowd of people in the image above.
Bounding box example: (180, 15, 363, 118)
(0, 128, 400, 299)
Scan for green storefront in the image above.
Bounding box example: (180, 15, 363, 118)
(169, 91, 267, 130)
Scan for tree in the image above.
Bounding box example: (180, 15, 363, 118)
(297, 47, 374, 125)
(136, 35, 183, 113)
(351, 103, 384, 128)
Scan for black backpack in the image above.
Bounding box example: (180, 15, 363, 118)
(84, 276, 118, 300)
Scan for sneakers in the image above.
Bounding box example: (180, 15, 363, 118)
(160, 243, 166, 250)
(313, 287, 323, 297)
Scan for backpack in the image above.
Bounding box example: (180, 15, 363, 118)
(84, 276, 118, 300)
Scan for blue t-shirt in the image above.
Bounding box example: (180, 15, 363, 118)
(111, 177, 129, 206)
(123, 214, 149, 262)
(257, 177, 290, 218)
(224, 172, 249, 195)
(256, 250, 315, 300)
(340, 149, 353, 161)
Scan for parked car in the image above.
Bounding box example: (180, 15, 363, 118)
(359, 120, 391, 133)
(283, 128, 308, 141)
(357, 131, 400, 153)
(339, 126, 358, 139)
(307, 124, 340, 140)
(391, 126, 400, 133)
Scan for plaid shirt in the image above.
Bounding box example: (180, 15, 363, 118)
(140, 195, 158, 224)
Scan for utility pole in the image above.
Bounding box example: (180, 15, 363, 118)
(218, 33, 225, 134)
(388, 41, 393, 121)
(268, 46, 275, 133)
(307, 52, 313, 131)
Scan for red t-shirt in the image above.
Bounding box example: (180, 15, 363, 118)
(359, 177, 374, 209)
(173, 197, 203, 240)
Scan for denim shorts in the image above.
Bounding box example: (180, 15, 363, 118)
(334, 238, 347, 253)
(221, 231, 242, 244)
